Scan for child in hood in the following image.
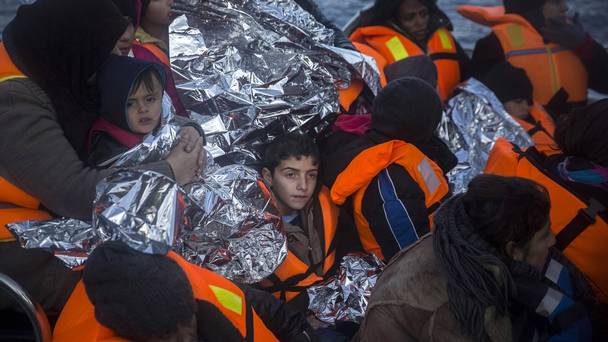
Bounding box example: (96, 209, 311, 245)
(87, 55, 202, 166)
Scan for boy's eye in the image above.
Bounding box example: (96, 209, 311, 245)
(285, 172, 296, 178)
(146, 96, 156, 103)
(308, 173, 318, 179)
(126, 101, 134, 108)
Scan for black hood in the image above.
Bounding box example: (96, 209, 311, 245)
(98, 55, 166, 132)
(359, 0, 453, 36)
(371, 77, 443, 145)
(2, 0, 128, 158)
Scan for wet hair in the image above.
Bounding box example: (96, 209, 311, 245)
(261, 133, 320, 174)
(554, 99, 608, 167)
(130, 67, 164, 96)
(462, 175, 551, 256)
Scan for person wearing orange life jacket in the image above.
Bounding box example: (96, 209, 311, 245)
(464, 0, 608, 117)
(485, 99, 608, 305)
(0, 0, 202, 316)
(322, 78, 455, 262)
(54, 241, 318, 342)
(480, 62, 557, 151)
(255, 133, 341, 315)
(349, 0, 470, 101)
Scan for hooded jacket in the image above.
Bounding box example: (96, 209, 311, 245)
(321, 78, 456, 261)
(87, 55, 166, 166)
(470, 1, 608, 115)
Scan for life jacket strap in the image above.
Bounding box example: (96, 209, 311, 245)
(428, 52, 460, 61)
(555, 198, 605, 251)
(245, 298, 254, 342)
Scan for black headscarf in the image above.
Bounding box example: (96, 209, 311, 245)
(2, 0, 128, 158)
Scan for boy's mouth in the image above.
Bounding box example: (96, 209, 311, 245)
(139, 117, 154, 125)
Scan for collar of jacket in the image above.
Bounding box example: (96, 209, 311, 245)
(135, 27, 168, 51)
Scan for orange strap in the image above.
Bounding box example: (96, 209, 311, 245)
(0, 177, 40, 209)
(138, 42, 170, 67)
(0, 42, 26, 82)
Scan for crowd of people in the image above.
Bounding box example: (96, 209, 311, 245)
(0, 0, 607, 341)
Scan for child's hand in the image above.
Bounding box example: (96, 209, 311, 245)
(166, 135, 204, 185)
(178, 126, 203, 153)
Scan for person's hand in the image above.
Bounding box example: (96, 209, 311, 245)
(178, 126, 203, 153)
(542, 13, 587, 49)
(166, 135, 204, 185)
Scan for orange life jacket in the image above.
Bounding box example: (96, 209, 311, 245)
(514, 103, 557, 152)
(458, 5, 588, 105)
(134, 40, 170, 67)
(485, 138, 608, 303)
(330, 140, 449, 261)
(338, 42, 388, 112)
(53, 251, 278, 342)
(349, 25, 461, 101)
(259, 186, 339, 302)
(0, 42, 52, 242)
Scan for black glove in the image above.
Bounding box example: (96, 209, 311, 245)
(542, 13, 587, 49)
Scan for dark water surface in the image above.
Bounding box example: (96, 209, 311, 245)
(1, 0, 606, 49)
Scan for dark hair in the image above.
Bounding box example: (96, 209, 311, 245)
(554, 99, 608, 167)
(261, 133, 320, 173)
(131, 67, 164, 96)
(463, 175, 551, 255)
(433, 175, 551, 341)
(83, 241, 196, 341)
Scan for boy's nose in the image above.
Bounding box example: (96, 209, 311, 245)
(137, 102, 148, 113)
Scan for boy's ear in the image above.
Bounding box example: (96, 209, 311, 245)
(261, 167, 273, 187)
(505, 241, 524, 262)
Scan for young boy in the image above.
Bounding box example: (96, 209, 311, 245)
(87, 55, 204, 167)
(481, 62, 557, 150)
(87, 55, 166, 166)
(258, 133, 341, 312)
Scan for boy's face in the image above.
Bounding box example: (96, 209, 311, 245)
(504, 99, 531, 119)
(145, 0, 174, 26)
(126, 76, 163, 134)
(262, 156, 319, 214)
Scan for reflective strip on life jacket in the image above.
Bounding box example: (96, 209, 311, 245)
(458, 5, 588, 105)
(485, 138, 608, 303)
(331, 140, 449, 261)
(0, 42, 52, 241)
(262, 186, 339, 301)
(349, 26, 461, 100)
(54, 252, 279, 342)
